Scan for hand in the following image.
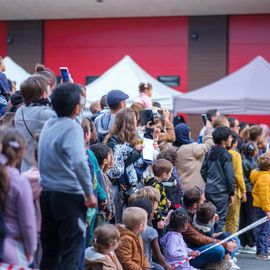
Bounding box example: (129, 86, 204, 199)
(266, 211, 270, 220)
(135, 143, 144, 152)
(213, 232, 222, 238)
(157, 220, 165, 229)
(107, 212, 113, 221)
(241, 193, 247, 203)
(86, 220, 91, 226)
(188, 250, 200, 258)
(229, 196, 235, 206)
(206, 120, 212, 129)
(163, 110, 170, 121)
(213, 213, 219, 222)
(85, 194, 97, 208)
(25, 253, 33, 263)
(101, 200, 108, 210)
(167, 199, 171, 208)
(226, 240, 237, 253)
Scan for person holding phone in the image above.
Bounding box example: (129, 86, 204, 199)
(173, 122, 214, 193)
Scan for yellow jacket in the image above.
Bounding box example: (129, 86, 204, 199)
(250, 169, 270, 212)
(229, 149, 246, 197)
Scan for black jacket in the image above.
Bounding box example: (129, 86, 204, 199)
(201, 145, 235, 196)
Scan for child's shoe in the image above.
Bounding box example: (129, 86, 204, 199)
(227, 259, 240, 270)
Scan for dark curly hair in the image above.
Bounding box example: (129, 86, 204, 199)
(168, 208, 189, 232)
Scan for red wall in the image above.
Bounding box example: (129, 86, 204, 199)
(44, 17, 188, 92)
(0, 21, 7, 57)
(228, 15, 270, 126)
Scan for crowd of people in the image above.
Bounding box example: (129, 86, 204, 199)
(0, 56, 270, 270)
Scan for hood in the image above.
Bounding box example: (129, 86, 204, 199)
(174, 123, 191, 146)
(85, 247, 106, 262)
(22, 167, 41, 200)
(208, 145, 227, 161)
(116, 224, 137, 238)
(96, 112, 114, 134)
(250, 169, 270, 185)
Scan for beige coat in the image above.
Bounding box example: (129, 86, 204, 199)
(175, 134, 214, 192)
(84, 247, 123, 270)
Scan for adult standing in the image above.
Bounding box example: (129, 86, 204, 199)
(15, 75, 56, 172)
(173, 123, 213, 192)
(95, 90, 129, 143)
(104, 108, 144, 223)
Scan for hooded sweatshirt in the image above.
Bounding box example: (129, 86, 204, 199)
(84, 246, 123, 270)
(160, 231, 198, 270)
(115, 225, 150, 270)
(201, 145, 235, 196)
(174, 123, 213, 191)
(250, 169, 270, 212)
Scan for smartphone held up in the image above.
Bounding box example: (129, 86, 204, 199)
(60, 67, 70, 83)
(201, 114, 207, 126)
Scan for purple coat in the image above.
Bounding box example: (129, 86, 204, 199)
(160, 231, 198, 270)
(2, 166, 37, 264)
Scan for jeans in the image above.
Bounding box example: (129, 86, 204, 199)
(217, 232, 240, 258)
(239, 192, 256, 247)
(254, 207, 270, 255)
(40, 191, 87, 270)
(190, 244, 225, 269)
(206, 192, 229, 233)
(113, 184, 123, 223)
(152, 261, 164, 270)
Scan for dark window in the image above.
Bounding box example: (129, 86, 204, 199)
(157, 75, 180, 87)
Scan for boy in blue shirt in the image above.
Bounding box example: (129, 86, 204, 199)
(39, 83, 96, 270)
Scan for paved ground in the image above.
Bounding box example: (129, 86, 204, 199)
(237, 253, 269, 269)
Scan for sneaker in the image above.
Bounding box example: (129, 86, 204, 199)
(245, 246, 256, 254)
(229, 260, 240, 270)
(255, 254, 270, 260)
(239, 245, 246, 254)
(232, 257, 237, 263)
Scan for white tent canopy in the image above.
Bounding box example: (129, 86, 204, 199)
(3, 56, 31, 88)
(174, 56, 270, 115)
(86, 55, 182, 110)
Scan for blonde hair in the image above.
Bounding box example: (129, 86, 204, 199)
(212, 115, 229, 128)
(93, 224, 120, 253)
(128, 186, 160, 206)
(257, 153, 270, 171)
(122, 207, 147, 231)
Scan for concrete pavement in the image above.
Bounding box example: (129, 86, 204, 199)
(237, 253, 270, 269)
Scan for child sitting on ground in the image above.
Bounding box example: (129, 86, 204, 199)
(250, 153, 270, 260)
(84, 224, 123, 270)
(193, 202, 240, 269)
(115, 207, 151, 270)
(129, 194, 172, 270)
(160, 208, 200, 270)
(145, 159, 173, 232)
